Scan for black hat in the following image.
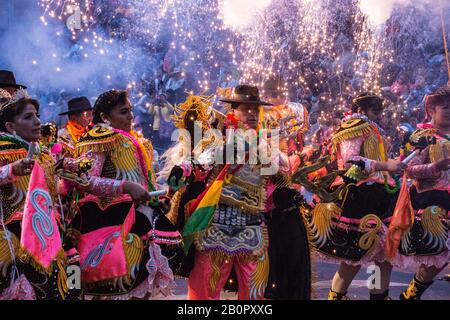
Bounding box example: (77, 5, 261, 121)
(59, 96, 93, 116)
(0, 70, 27, 89)
(220, 85, 273, 108)
(352, 93, 385, 110)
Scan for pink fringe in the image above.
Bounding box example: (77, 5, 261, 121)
(86, 243, 176, 300)
(393, 250, 450, 272)
(0, 275, 36, 300)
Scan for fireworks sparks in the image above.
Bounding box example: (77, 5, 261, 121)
(35, 0, 447, 111)
(40, 0, 92, 29)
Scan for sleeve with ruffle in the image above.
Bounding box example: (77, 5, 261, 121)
(338, 136, 376, 174)
(84, 151, 125, 195)
(60, 151, 125, 196)
(406, 148, 441, 179)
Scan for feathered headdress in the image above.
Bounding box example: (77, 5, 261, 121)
(0, 88, 13, 107)
(0, 88, 31, 117)
(172, 95, 213, 130)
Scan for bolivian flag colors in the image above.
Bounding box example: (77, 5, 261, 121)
(182, 164, 230, 253)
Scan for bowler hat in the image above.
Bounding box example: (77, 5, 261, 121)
(219, 85, 272, 108)
(0, 70, 27, 89)
(59, 96, 93, 116)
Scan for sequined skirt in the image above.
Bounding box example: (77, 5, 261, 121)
(305, 183, 398, 263)
(399, 188, 450, 257)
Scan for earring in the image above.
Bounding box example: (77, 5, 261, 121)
(12, 130, 18, 138)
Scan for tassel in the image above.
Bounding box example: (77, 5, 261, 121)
(0, 151, 27, 162)
(363, 134, 384, 162)
(18, 247, 62, 276)
(76, 132, 127, 156)
(111, 144, 140, 175)
(236, 252, 256, 264)
(18, 248, 69, 298)
(166, 188, 186, 225)
(56, 254, 68, 299)
(429, 140, 450, 163)
(0, 137, 28, 161)
(332, 122, 372, 147)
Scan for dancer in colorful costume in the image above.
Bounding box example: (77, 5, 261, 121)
(64, 89, 181, 299)
(0, 90, 81, 300)
(259, 79, 312, 299)
(58, 97, 93, 157)
(397, 85, 450, 300)
(179, 85, 272, 300)
(299, 93, 407, 300)
(175, 85, 310, 299)
(159, 94, 220, 277)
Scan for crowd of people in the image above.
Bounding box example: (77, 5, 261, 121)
(0, 65, 448, 300)
(3, 0, 446, 159)
(23, 57, 448, 160)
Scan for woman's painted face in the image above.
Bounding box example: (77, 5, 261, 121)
(103, 98, 134, 132)
(7, 103, 41, 142)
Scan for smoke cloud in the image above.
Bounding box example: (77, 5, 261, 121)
(221, 0, 273, 31)
(359, 0, 442, 26)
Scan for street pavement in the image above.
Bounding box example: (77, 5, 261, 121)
(157, 262, 450, 300)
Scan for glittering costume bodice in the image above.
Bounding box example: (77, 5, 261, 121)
(218, 164, 268, 215)
(407, 128, 450, 192)
(76, 125, 155, 207)
(0, 135, 56, 224)
(194, 164, 269, 256)
(0, 137, 29, 223)
(332, 115, 389, 184)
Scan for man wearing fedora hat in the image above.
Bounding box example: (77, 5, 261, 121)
(182, 85, 310, 300)
(183, 85, 270, 300)
(220, 84, 273, 109)
(0, 70, 27, 97)
(58, 96, 93, 156)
